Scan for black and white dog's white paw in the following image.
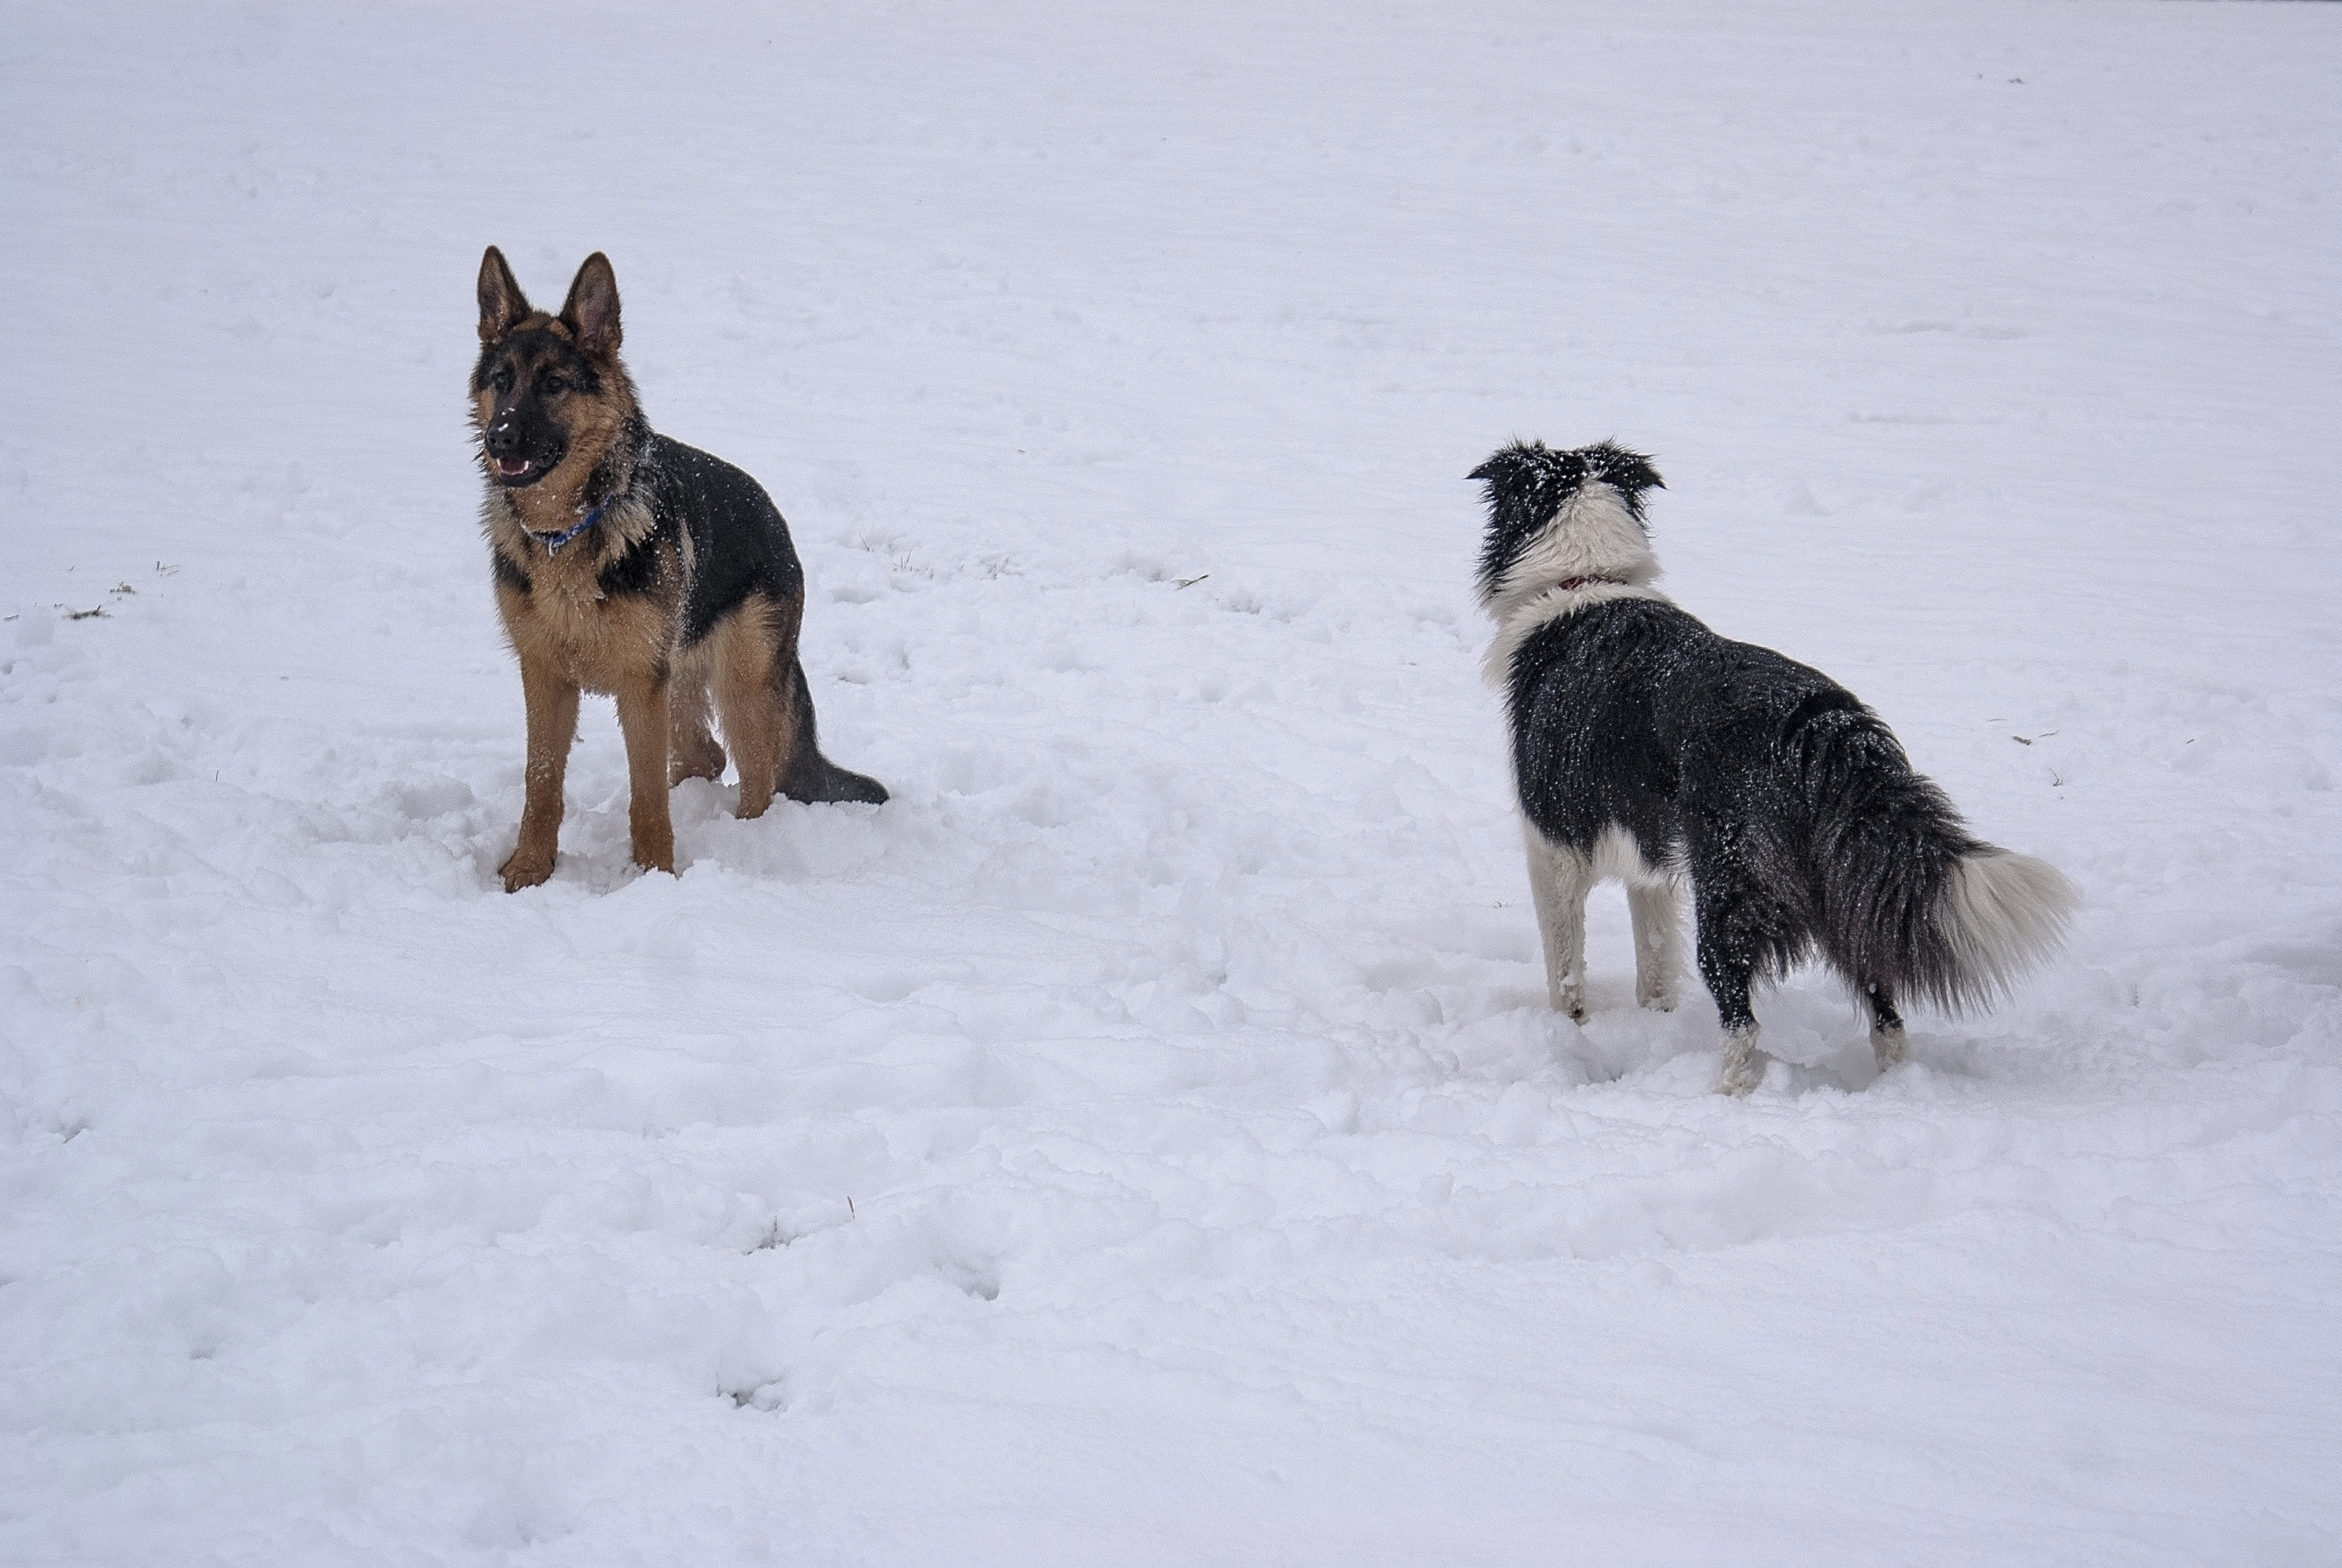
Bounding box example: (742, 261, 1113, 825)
(1716, 1026, 1765, 1096)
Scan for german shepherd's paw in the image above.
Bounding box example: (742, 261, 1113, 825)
(501, 849, 556, 892)
(670, 734, 726, 786)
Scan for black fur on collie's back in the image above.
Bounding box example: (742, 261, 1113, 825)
(1474, 439, 2075, 1091)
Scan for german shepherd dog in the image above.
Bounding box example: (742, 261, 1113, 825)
(1473, 440, 2076, 1094)
(472, 248, 886, 892)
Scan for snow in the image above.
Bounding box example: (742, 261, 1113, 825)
(4, 2, 2340, 1561)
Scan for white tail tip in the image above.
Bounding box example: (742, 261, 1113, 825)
(1940, 850, 2080, 1007)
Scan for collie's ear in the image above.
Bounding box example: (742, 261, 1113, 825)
(560, 252, 622, 358)
(1468, 440, 1551, 486)
(1470, 442, 1568, 528)
(477, 247, 531, 343)
(1584, 442, 1664, 499)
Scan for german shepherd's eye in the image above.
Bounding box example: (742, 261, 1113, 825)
(540, 373, 569, 395)
(490, 366, 515, 394)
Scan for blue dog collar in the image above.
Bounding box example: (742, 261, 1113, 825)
(528, 495, 613, 553)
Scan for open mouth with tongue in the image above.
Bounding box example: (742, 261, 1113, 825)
(486, 446, 563, 487)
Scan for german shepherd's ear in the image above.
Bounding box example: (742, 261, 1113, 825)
(560, 252, 622, 358)
(477, 246, 531, 343)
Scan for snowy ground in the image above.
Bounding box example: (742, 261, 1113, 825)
(5, 2, 2340, 1562)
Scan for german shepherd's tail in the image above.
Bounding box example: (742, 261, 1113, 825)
(1793, 706, 2076, 1013)
(779, 659, 889, 805)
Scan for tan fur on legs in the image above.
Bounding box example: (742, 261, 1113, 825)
(612, 678, 675, 872)
(716, 666, 779, 821)
(669, 678, 727, 784)
(504, 657, 580, 891)
(758, 592, 807, 812)
(705, 597, 784, 821)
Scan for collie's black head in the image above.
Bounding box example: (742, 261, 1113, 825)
(1470, 439, 1664, 591)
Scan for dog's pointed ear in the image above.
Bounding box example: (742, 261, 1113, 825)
(477, 247, 531, 343)
(1469, 440, 1544, 490)
(560, 252, 622, 358)
(1586, 442, 1665, 500)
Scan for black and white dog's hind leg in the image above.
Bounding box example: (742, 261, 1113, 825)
(1865, 982, 1908, 1070)
(1711, 962, 1908, 1095)
(1692, 866, 1792, 1097)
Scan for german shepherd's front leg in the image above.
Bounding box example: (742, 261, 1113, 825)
(504, 659, 580, 892)
(613, 676, 676, 874)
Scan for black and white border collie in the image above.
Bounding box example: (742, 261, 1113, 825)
(1473, 439, 2076, 1095)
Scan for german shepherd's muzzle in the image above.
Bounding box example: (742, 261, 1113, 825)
(472, 248, 886, 892)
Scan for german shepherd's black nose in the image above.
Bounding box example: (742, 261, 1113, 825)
(484, 417, 554, 482)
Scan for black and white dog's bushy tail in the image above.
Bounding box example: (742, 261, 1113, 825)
(1791, 705, 2077, 1013)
